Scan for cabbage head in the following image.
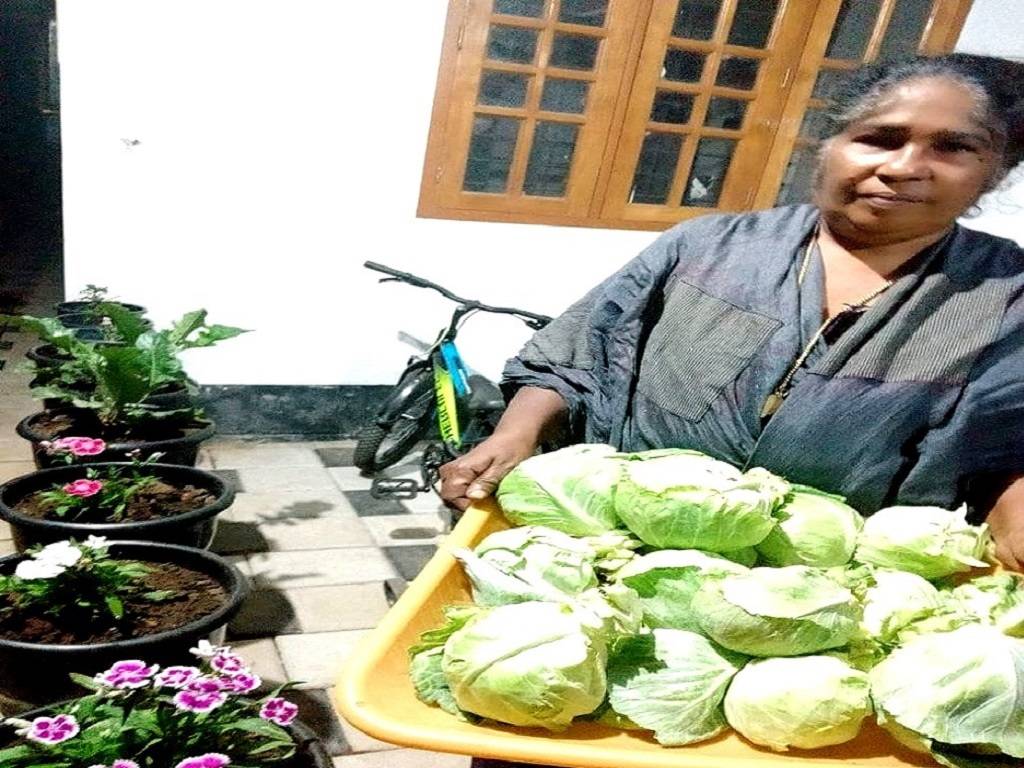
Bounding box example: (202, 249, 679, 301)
(692, 565, 860, 656)
(950, 573, 1024, 637)
(441, 601, 607, 729)
(613, 451, 788, 551)
(870, 624, 1024, 759)
(853, 505, 991, 580)
(757, 486, 863, 567)
(724, 655, 872, 750)
(451, 525, 598, 606)
(860, 568, 943, 645)
(606, 629, 746, 746)
(616, 549, 748, 631)
(496, 444, 622, 535)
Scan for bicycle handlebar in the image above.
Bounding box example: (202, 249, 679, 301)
(364, 260, 552, 328)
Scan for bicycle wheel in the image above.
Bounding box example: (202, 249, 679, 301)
(353, 392, 434, 473)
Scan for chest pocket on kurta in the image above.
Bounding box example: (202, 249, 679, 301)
(637, 279, 781, 421)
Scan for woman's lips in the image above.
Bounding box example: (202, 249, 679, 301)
(858, 193, 925, 208)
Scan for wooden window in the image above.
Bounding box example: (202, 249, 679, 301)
(419, 0, 974, 231)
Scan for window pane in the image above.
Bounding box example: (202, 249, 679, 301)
(825, 0, 882, 60)
(727, 0, 780, 48)
(715, 56, 760, 90)
(540, 78, 589, 113)
(524, 122, 579, 197)
(494, 0, 545, 18)
(463, 116, 520, 193)
(799, 109, 830, 140)
(559, 0, 607, 27)
(704, 97, 747, 129)
(672, 0, 722, 40)
(775, 145, 817, 205)
(650, 90, 694, 124)
(878, 0, 933, 59)
(478, 71, 530, 108)
(549, 33, 600, 70)
(487, 25, 538, 64)
(663, 49, 706, 82)
(630, 133, 683, 204)
(812, 68, 848, 101)
(683, 138, 736, 206)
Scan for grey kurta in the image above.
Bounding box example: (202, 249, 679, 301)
(502, 204, 1024, 517)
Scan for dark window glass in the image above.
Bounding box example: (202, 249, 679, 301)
(812, 68, 848, 101)
(477, 71, 530, 108)
(540, 78, 589, 113)
(630, 133, 683, 204)
(671, 0, 722, 40)
(682, 138, 736, 206)
(549, 33, 600, 70)
(494, 0, 545, 18)
(704, 97, 747, 130)
(799, 109, 831, 140)
(487, 25, 539, 64)
(726, 0, 780, 48)
(825, 0, 882, 60)
(663, 49, 706, 82)
(775, 144, 817, 205)
(715, 56, 760, 90)
(878, 0, 933, 59)
(650, 91, 695, 124)
(463, 117, 520, 193)
(559, 0, 608, 27)
(524, 122, 580, 196)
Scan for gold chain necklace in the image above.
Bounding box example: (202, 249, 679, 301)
(759, 233, 893, 420)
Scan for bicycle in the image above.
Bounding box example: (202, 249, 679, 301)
(354, 261, 551, 500)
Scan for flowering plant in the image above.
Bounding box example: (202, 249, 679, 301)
(0, 537, 173, 623)
(32, 449, 162, 523)
(0, 643, 303, 767)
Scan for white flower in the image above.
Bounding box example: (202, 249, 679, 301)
(189, 639, 225, 658)
(15, 559, 66, 580)
(84, 535, 109, 550)
(35, 541, 83, 568)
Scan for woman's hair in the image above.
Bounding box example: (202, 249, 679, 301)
(824, 54, 1024, 183)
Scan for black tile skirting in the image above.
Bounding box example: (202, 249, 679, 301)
(198, 384, 392, 439)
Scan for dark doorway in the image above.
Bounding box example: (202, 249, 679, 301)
(0, 0, 62, 315)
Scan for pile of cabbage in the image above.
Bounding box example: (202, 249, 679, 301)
(408, 445, 1024, 768)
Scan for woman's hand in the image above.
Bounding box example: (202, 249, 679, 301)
(987, 476, 1024, 572)
(438, 433, 536, 511)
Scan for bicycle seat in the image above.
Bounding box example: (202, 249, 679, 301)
(467, 374, 505, 412)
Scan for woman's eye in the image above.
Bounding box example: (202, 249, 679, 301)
(935, 140, 974, 153)
(854, 134, 902, 149)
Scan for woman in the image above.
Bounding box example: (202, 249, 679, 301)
(440, 53, 1024, 572)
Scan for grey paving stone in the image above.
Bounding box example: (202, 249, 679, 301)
(229, 588, 300, 637)
(332, 750, 471, 767)
(315, 445, 356, 467)
(225, 490, 359, 523)
(211, 519, 270, 555)
(289, 687, 351, 756)
(231, 637, 289, 690)
(0, 461, 34, 484)
(342, 490, 408, 517)
(209, 468, 244, 492)
(328, 467, 374, 492)
(256, 515, 375, 551)
(276, 629, 371, 689)
(246, 548, 399, 589)
(238, 466, 339, 494)
(230, 583, 390, 638)
(382, 545, 438, 582)
(209, 440, 324, 468)
(360, 514, 444, 548)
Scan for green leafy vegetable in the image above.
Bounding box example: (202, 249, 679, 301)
(757, 486, 863, 567)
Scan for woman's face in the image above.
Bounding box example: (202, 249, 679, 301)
(815, 76, 1001, 246)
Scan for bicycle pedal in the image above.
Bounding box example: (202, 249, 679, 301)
(371, 477, 423, 500)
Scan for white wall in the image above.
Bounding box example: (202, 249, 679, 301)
(55, 0, 1023, 387)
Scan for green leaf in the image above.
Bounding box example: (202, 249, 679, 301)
(98, 302, 150, 344)
(69, 672, 103, 692)
(0, 745, 35, 763)
(105, 594, 124, 619)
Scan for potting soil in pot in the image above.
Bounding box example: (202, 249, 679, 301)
(14, 479, 216, 523)
(32, 411, 199, 443)
(0, 560, 227, 644)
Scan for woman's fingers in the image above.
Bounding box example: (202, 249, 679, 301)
(438, 436, 530, 510)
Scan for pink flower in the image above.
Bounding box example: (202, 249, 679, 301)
(219, 671, 261, 694)
(154, 665, 201, 689)
(210, 651, 246, 674)
(259, 697, 298, 726)
(173, 684, 227, 713)
(173, 755, 231, 768)
(25, 713, 79, 744)
(63, 478, 103, 497)
(53, 436, 106, 456)
(113, 762, 141, 768)
(95, 660, 159, 689)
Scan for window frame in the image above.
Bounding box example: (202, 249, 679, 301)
(418, 0, 975, 232)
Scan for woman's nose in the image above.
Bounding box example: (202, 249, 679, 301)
(877, 143, 931, 180)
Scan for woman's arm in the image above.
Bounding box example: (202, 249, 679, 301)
(438, 386, 568, 511)
(987, 475, 1024, 572)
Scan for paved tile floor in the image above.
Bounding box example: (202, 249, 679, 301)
(0, 319, 478, 766)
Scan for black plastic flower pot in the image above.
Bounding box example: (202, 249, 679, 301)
(16, 410, 216, 468)
(0, 702, 331, 767)
(56, 300, 146, 316)
(0, 463, 235, 551)
(0, 540, 248, 707)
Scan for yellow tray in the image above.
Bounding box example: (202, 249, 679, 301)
(333, 499, 937, 768)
